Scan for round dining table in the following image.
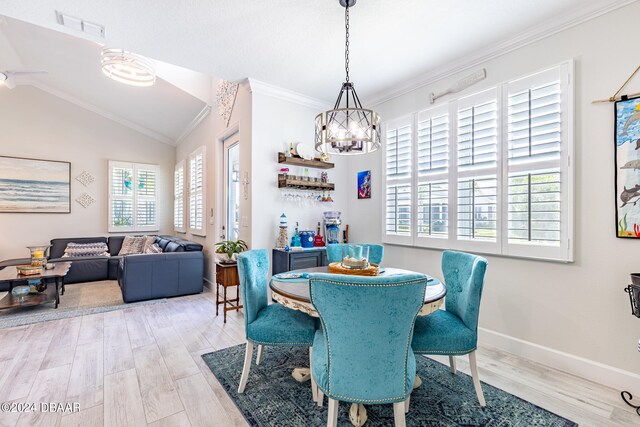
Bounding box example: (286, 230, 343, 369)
(269, 265, 447, 427)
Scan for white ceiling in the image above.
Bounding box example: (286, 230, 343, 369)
(0, 0, 633, 105)
(0, 16, 208, 145)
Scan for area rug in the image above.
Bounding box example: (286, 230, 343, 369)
(0, 280, 166, 328)
(202, 345, 578, 426)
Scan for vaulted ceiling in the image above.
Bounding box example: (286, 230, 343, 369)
(0, 0, 632, 106)
(0, 16, 209, 145)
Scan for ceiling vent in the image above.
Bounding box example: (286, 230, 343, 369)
(55, 11, 105, 37)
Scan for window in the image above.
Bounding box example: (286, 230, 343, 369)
(108, 161, 158, 232)
(382, 62, 573, 262)
(188, 146, 206, 236)
(174, 160, 185, 232)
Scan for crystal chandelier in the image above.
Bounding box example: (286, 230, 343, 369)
(101, 48, 156, 87)
(315, 0, 381, 156)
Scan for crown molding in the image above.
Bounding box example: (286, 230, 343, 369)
(245, 78, 331, 111)
(175, 104, 212, 145)
(27, 81, 176, 145)
(366, 0, 637, 106)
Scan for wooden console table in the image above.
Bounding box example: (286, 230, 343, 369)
(215, 261, 242, 323)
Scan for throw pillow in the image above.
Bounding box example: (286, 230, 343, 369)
(145, 243, 163, 254)
(63, 242, 110, 258)
(119, 236, 146, 255)
(142, 235, 156, 253)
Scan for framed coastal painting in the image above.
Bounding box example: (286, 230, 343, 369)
(0, 156, 71, 213)
(615, 96, 640, 237)
(357, 170, 371, 199)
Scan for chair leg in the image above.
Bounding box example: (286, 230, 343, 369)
(317, 389, 324, 407)
(309, 347, 318, 402)
(237, 341, 254, 393)
(449, 355, 457, 374)
(327, 398, 339, 427)
(469, 350, 486, 407)
(256, 345, 264, 365)
(393, 401, 406, 427)
(404, 394, 410, 413)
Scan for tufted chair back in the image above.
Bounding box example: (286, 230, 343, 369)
(237, 249, 269, 328)
(325, 243, 384, 265)
(310, 272, 426, 403)
(442, 250, 488, 334)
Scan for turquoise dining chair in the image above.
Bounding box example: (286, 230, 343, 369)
(325, 243, 384, 265)
(411, 250, 488, 406)
(236, 249, 317, 394)
(309, 273, 427, 427)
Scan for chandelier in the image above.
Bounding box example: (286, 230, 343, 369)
(101, 48, 156, 87)
(315, 0, 381, 156)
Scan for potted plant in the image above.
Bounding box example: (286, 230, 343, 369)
(214, 239, 248, 263)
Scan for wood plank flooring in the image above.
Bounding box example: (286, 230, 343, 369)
(0, 283, 636, 426)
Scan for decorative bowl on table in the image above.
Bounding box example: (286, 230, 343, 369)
(341, 245, 370, 270)
(26, 245, 51, 267)
(11, 285, 30, 299)
(16, 264, 43, 276)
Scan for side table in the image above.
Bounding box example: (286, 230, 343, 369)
(215, 261, 243, 322)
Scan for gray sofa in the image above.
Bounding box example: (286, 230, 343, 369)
(45, 235, 204, 302)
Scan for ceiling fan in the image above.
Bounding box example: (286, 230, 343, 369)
(0, 69, 48, 89)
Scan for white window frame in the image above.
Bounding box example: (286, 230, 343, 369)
(108, 161, 159, 233)
(174, 160, 186, 233)
(382, 60, 574, 262)
(188, 146, 206, 236)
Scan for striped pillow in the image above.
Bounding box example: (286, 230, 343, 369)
(145, 243, 163, 254)
(63, 242, 110, 258)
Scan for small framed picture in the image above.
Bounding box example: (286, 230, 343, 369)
(357, 170, 371, 199)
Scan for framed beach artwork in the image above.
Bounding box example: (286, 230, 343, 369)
(0, 156, 71, 213)
(357, 170, 371, 199)
(615, 96, 640, 238)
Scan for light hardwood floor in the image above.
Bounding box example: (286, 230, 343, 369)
(0, 283, 636, 427)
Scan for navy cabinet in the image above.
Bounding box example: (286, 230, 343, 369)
(272, 248, 328, 275)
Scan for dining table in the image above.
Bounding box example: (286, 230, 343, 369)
(269, 265, 447, 427)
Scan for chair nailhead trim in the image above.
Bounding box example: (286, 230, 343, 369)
(310, 278, 427, 403)
(248, 338, 313, 346)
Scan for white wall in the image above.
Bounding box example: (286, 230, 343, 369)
(348, 2, 640, 392)
(250, 90, 350, 251)
(175, 78, 252, 281)
(0, 85, 176, 260)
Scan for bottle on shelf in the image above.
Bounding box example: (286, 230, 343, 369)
(291, 221, 302, 247)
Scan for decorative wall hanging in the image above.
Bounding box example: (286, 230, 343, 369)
(615, 96, 640, 237)
(0, 156, 70, 213)
(216, 80, 239, 127)
(75, 193, 96, 209)
(357, 170, 371, 199)
(75, 170, 95, 187)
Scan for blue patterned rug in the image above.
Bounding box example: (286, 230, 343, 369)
(202, 345, 577, 426)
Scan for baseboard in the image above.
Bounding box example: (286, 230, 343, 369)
(479, 327, 640, 396)
(203, 277, 214, 290)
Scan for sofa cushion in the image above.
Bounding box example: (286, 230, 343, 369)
(50, 237, 107, 259)
(119, 236, 146, 255)
(164, 241, 184, 253)
(48, 256, 109, 284)
(107, 236, 125, 256)
(63, 242, 109, 257)
(156, 238, 170, 250)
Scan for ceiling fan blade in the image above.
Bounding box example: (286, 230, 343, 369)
(5, 69, 48, 76)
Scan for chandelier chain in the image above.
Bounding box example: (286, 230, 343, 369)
(345, 4, 350, 83)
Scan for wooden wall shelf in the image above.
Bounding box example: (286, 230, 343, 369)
(278, 152, 334, 169)
(278, 174, 335, 191)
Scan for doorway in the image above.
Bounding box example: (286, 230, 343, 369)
(223, 135, 240, 242)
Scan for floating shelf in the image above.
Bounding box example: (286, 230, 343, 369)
(278, 174, 335, 191)
(278, 152, 334, 169)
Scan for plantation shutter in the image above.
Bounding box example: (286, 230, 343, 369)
(456, 88, 499, 249)
(108, 161, 159, 232)
(188, 146, 206, 236)
(174, 161, 185, 232)
(383, 116, 413, 244)
(504, 64, 571, 260)
(109, 162, 134, 231)
(416, 105, 450, 246)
